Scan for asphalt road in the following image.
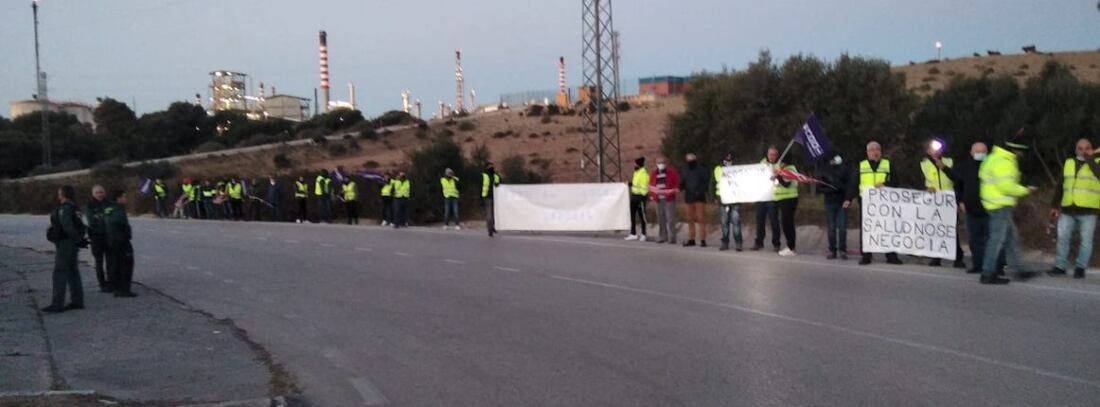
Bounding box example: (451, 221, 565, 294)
(2, 214, 1100, 406)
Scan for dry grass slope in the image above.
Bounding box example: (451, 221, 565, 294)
(893, 50, 1100, 96)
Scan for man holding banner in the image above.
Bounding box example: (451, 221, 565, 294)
(844, 141, 904, 265)
(920, 140, 967, 269)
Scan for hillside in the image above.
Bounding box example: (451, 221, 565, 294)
(892, 50, 1100, 96)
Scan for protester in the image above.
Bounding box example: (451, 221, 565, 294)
(649, 157, 680, 244)
(201, 179, 216, 219)
(343, 175, 360, 225)
(294, 175, 309, 223)
(680, 153, 709, 247)
(844, 141, 904, 265)
(393, 171, 411, 228)
(246, 178, 262, 221)
(625, 157, 650, 242)
(979, 136, 1039, 284)
(153, 178, 168, 218)
(105, 190, 136, 298)
(181, 177, 196, 219)
(921, 140, 966, 268)
(772, 153, 801, 257)
(818, 153, 850, 259)
(482, 163, 501, 237)
(380, 172, 395, 226)
(266, 176, 283, 222)
(1048, 138, 1100, 279)
(954, 142, 1005, 274)
(226, 177, 244, 221)
(714, 153, 741, 251)
(752, 147, 782, 252)
(215, 179, 229, 219)
(85, 185, 111, 292)
(43, 185, 85, 313)
(440, 168, 461, 230)
(315, 170, 333, 224)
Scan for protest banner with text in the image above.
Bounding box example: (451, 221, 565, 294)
(718, 164, 776, 204)
(861, 187, 958, 260)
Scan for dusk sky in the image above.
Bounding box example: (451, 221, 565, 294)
(1, 0, 1098, 118)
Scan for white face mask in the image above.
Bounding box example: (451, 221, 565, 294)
(657, 163, 667, 170)
(973, 153, 987, 161)
(831, 156, 843, 165)
(1078, 155, 1088, 161)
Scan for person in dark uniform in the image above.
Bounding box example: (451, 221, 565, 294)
(267, 176, 284, 222)
(85, 185, 112, 293)
(105, 190, 136, 298)
(43, 185, 86, 313)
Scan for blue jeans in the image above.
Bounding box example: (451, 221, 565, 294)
(719, 204, 742, 244)
(983, 208, 1023, 277)
(967, 214, 1005, 272)
(1054, 213, 1096, 271)
(443, 198, 460, 226)
(824, 201, 848, 254)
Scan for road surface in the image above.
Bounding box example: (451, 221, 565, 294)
(1, 214, 1099, 406)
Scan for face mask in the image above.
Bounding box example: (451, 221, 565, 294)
(1078, 155, 1088, 161)
(973, 153, 987, 161)
(657, 163, 666, 170)
(722, 160, 732, 166)
(832, 156, 843, 165)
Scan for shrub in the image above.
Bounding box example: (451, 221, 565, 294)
(616, 101, 632, 112)
(237, 133, 291, 147)
(566, 147, 578, 153)
(529, 133, 540, 139)
(415, 129, 429, 140)
(464, 136, 475, 142)
(540, 116, 552, 124)
(327, 144, 348, 156)
(364, 160, 380, 169)
(193, 141, 226, 154)
(91, 159, 127, 179)
(492, 131, 507, 139)
(501, 154, 545, 184)
(927, 67, 941, 75)
(457, 121, 476, 132)
(359, 128, 379, 141)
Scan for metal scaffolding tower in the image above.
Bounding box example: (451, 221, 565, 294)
(580, 0, 622, 182)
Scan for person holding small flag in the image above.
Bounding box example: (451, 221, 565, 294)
(771, 154, 801, 257)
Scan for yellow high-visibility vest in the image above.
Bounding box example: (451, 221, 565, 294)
(773, 164, 799, 201)
(294, 181, 308, 198)
(921, 157, 955, 191)
(440, 177, 460, 198)
(381, 180, 394, 197)
(630, 168, 650, 196)
(482, 173, 501, 198)
(859, 159, 891, 189)
(182, 183, 195, 200)
(1061, 158, 1100, 209)
(314, 175, 330, 196)
(154, 182, 167, 198)
(342, 181, 358, 201)
(980, 146, 1030, 211)
(227, 182, 243, 199)
(394, 179, 411, 198)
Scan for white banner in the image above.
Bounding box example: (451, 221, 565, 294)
(494, 183, 631, 231)
(718, 164, 776, 204)
(860, 187, 958, 260)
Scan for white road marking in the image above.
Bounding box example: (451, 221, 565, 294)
(355, 247, 373, 252)
(394, 252, 413, 257)
(254, 236, 268, 241)
(444, 259, 465, 264)
(320, 243, 335, 248)
(223, 279, 236, 284)
(285, 240, 300, 244)
(203, 271, 215, 277)
(548, 274, 1100, 390)
(186, 266, 199, 271)
(494, 266, 521, 273)
(348, 376, 390, 406)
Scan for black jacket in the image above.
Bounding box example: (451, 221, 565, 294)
(952, 158, 986, 217)
(818, 163, 851, 205)
(679, 163, 709, 203)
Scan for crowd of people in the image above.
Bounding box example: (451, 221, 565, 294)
(626, 135, 1098, 285)
(39, 133, 1097, 314)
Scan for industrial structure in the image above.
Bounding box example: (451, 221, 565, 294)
(319, 31, 331, 112)
(263, 94, 311, 122)
(580, 0, 623, 182)
(209, 71, 249, 112)
(638, 76, 689, 97)
(556, 57, 571, 107)
(454, 49, 465, 114)
(9, 99, 95, 129)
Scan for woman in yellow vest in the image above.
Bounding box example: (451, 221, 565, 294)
(294, 176, 309, 223)
(1049, 138, 1100, 279)
(920, 141, 966, 269)
(625, 157, 650, 242)
(440, 168, 461, 230)
(380, 172, 395, 226)
(772, 155, 800, 257)
(342, 177, 359, 225)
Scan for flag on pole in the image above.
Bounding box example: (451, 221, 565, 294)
(793, 113, 832, 160)
(240, 178, 249, 196)
(333, 168, 347, 183)
(138, 177, 152, 195)
(776, 168, 818, 184)
(357, 170, 385, 183)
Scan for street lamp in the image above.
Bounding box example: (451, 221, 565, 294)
(32, 0, 51, 169)
(935, 41, 943, 61)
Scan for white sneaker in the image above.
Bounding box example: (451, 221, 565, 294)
(778, 247, 797, 257)
(638, 235, 647, 242)
(296, 219, 302, 224)
(454, 225, 461, 230)
(624, 235, 638, 241)
(443, 225, 450, 230)
(381, 221, 389, 226)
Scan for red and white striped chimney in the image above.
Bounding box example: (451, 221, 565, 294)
(319, 30, 331, 112)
